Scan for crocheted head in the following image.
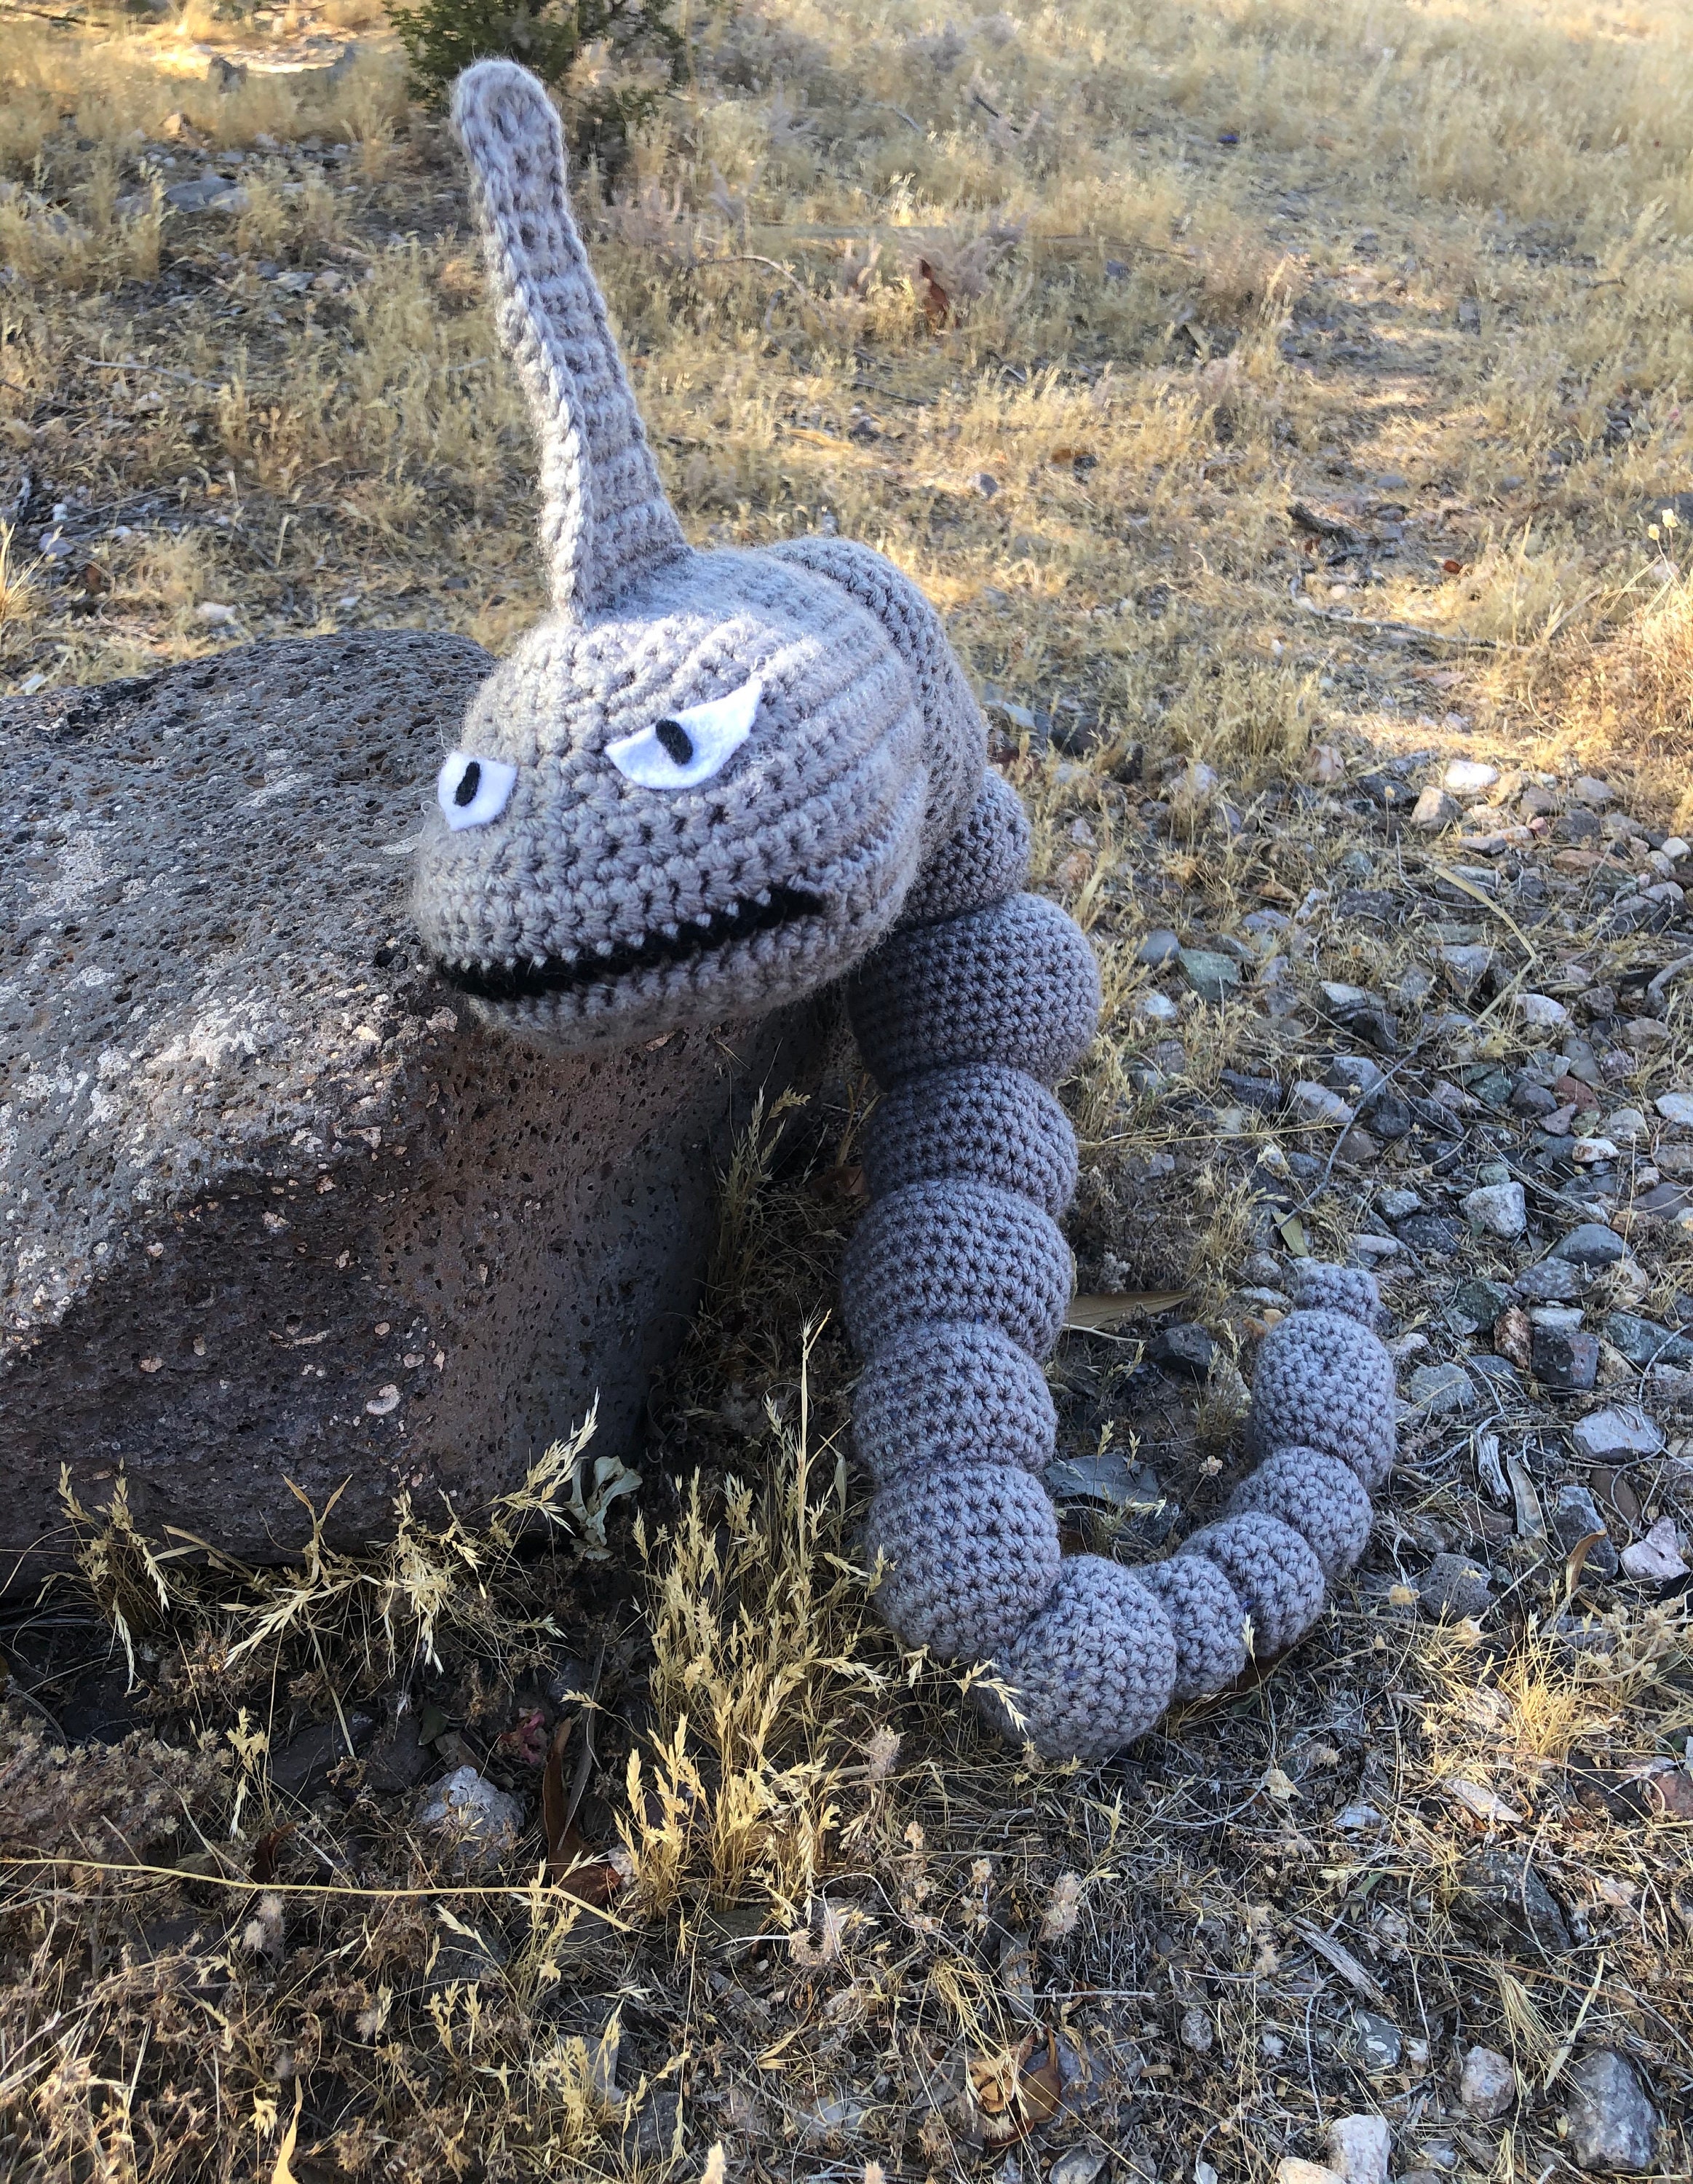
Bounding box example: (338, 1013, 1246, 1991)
(412, 60, 983, 1049)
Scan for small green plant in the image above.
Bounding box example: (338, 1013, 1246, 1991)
(386, 0, 683, 122)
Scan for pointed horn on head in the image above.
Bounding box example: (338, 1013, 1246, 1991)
(451, 60, 686, 614)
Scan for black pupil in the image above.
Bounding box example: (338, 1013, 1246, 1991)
(654, 719, 694, 767)
(453, 759, 481, 807)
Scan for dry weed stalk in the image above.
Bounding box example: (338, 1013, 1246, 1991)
(630, 1321, 889, 1920)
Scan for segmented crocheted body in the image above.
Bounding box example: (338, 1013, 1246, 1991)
(841, 801, 1395, 1755)
(417, 60, 1398, 1762)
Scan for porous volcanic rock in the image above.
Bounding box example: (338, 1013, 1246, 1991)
(1, 637, 822, 1575)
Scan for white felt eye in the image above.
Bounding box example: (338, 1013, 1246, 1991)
(605, 676, 763, 790)
(437, 750, 518, 831)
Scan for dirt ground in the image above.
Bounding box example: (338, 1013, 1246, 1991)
(1, 0, 1691, 2179)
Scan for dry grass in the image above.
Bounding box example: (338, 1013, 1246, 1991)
(4, 0, 1693, 2178)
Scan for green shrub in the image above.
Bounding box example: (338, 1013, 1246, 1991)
(386, 0, 683, 123)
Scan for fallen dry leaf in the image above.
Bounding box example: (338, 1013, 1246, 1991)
(914, 257, 951, 329)
(1447, 1778, 1525, 1825)
(1065, 1290, 1185, 1330)
(251, 1822, 296, 1883)
(496, 1706, 550, 1768)
(1563, 1530, 1609, 1600)
(970, 2028, 1063, 2145)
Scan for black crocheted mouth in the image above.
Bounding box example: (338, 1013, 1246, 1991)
(436, 882, 825, 1003)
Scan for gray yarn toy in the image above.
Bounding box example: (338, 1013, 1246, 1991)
(416, 60, 1398, 1761)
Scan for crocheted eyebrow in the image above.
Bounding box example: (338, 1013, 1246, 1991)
(451, 60, 686, 615)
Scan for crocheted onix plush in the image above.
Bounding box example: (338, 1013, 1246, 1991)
(415, 60, 1397, 1760)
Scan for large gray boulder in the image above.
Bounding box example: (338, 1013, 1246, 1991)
(1, 636, 822, 1577)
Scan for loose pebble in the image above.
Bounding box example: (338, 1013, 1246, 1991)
(1459, 2046, 1517, 2121)
(1563, 2051, 1658, 2172)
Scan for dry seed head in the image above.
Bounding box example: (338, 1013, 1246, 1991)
(1039, 1869, 1085, 1941)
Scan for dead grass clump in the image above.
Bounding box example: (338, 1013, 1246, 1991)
(630, 1327, 889, 1919)
(1167, 655, 1317, 787)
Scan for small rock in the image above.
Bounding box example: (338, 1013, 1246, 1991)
(1515, 1257, 1582, 1302)
(1470, 1066, 1515, 1109)
(1443, 760, 1499, 799)
(1553, 1222, 1627, 1266)
(1341, 2011, 1403, 2073)
(1571, 1137, 1620, 1166)
(1571, 1405, 1666, 1459)
(1367, 1089, 1414, 1141)
(1336, 1127, 1379, 1166)
(1494, 1306, 1533, 1371)
(1552, 1484, 1619, 1578)
(1049, 2152, 1108, 2184)
(1279, 2165, 1347, 2184)
(364, 1709, 432, 1793)
(1471, 1357, 1526, 1404)
(1603, 1107, 1650, 1144)
(1563, 2051, 1657, 2172)
(1179, 2003, 1214, 2052)
(1327, 2113, 1392, 2184)
(1326, 1054, 1386, 1100)
(1533, 1324, 1601, 1391)
(1396, 1213, 1466, 1256)
(1173, 759, 1220, 807)
(1136, 927, 1181, 968)
(1459, 2047, 1517, 2121)
(1459, 1848, 1571, 1952)
(1149, 1324, 1218, 1377)
(1632, 1179, 1693, 1225)
(1511, 1077, 1558, 1116)
(1135, 989, 1181, 1023)
(1293, 1080, 1355, 1127)
(1322, 989, 1399, 1052)
(1571, 775, 1616, 807)
(1179, 947, 1242, 1003)
(271, 1714, 373, 1799)
(1603, 1313, 1693, 1369)
(1451, 1277, 1512, 1332)
(1412, 786, 1461, 831)
(418, 1768, 524, 1874)
(1462, 1180, 1526, 1238)
(164, 174, 246, 210)
(1440, 943, 1496, 1000)
(1620, 1517, 1688, 1582)
(1220, 1067, 1283, 1111)
(1654, 1091, 1693, 1127)
(1520, 992, 1571, 1029)
(1405, 1364, 1480, 1417)
(1378, 1187, 1424, 1221)
(1419, 1551, 1491, 1619)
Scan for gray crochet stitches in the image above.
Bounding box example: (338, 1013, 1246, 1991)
(414, 63, 981, 1051)
(415, 60, 1400, 1765)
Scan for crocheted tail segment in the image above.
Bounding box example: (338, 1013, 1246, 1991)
(841, 802, 1397, 1758)
(451, 60, 688, 615)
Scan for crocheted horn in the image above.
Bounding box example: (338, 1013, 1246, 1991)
(451, 60, 687, 614)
